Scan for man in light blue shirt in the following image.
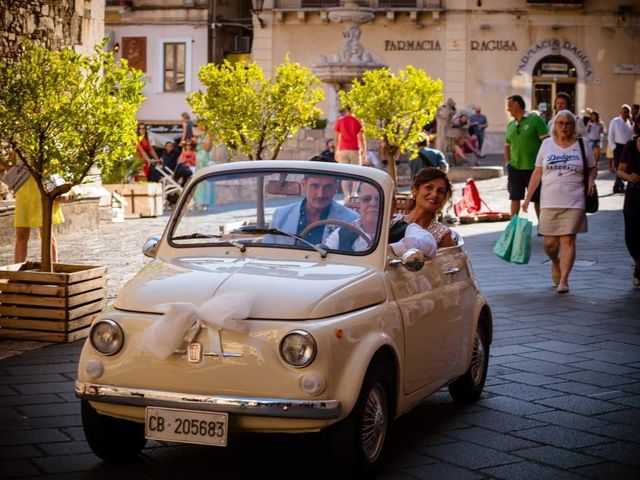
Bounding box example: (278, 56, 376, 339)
(265, 173, 358, 245)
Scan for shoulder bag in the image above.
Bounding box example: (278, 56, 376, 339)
(578, 137, 599, 213)
(1, 161, 30, 193)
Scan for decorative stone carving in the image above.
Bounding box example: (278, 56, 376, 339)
(312, 1, 385, 87)
(435, 98, 457, 153)
(327, 1, 374, 24)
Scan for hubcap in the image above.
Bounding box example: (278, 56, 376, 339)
(361, 384, 387, 463)
(470, 328, 486, 385)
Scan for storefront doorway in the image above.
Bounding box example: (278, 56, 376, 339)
(532, 55, 577, 122)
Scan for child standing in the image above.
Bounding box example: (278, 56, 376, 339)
(179, 142, 196, 173)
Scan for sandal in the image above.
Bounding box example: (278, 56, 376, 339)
(556, 285, 569, 294)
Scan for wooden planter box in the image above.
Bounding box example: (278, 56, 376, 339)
(102, 183, 163, 218)
(0, 262, 107, 343)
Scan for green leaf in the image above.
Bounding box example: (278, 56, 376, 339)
(0, 39, 145, 270)
(188, 56, 324, 160)
(340, 66, 443, 185)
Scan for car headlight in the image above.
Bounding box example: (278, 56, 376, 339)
(280, 330, 317, 368)
(90, 319, 124, 356)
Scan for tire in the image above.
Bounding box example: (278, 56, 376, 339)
(328, 362, 391, 477)
(448, 322, 489, 404)
(81, 400, 147, 462)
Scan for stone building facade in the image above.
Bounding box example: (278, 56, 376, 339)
(252, 0, 640, 154)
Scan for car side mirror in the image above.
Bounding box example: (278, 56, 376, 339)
(388, 248, 425, 272)
(142, 235, 161, 258)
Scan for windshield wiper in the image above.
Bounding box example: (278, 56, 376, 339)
(172, 232, 246, 252)
(172, 232, 221, 240)
(239, 226, 327, 258)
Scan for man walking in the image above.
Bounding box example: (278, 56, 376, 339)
(608, 104, 633, 194)
(334, 106, 366, 199)
(505, 95, 548, 218)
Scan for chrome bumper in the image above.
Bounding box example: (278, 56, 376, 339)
(75, 381, 341, 420)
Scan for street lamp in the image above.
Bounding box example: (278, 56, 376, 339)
(252, 0, 265, 28)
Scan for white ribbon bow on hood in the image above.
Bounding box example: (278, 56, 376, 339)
(142, 292, 253, 359)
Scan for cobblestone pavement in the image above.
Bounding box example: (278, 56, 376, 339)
(0, 164, 638, 479)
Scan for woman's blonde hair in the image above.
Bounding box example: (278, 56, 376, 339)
(552, 109, 578, 141)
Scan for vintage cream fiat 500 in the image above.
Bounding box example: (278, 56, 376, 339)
(76, 160, 491, 474)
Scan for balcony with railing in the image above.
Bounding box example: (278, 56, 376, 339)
(273, 1, 444, 10)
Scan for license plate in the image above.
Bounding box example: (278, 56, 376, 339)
(145, 407, 228, 447)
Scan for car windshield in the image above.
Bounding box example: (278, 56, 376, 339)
(169, 168, 384, 255)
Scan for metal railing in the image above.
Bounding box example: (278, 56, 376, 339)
(273, 1, 444, 9)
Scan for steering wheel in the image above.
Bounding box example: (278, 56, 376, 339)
(299, 219, 372, 248)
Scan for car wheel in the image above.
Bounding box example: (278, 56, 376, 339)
(448, 322, 489, 404)
(328, 362, 391, 477)
(81, 400, 147, 462)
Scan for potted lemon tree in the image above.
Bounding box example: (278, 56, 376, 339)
(0, 40, 144, 342)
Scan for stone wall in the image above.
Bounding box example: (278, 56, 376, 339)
(0, 0, 76, 63)
(277, 127, 330, 161)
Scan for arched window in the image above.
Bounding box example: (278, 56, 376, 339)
(532, 55, 578, 121)
(533, 55, 577, 78)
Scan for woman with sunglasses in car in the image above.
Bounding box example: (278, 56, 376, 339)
(324, 181, 437, 258)
(523, 110, 597, 294)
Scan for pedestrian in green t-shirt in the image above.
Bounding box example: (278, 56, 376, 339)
(505, 95, 548, 218)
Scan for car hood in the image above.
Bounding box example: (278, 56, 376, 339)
(113, 256, 387, 319)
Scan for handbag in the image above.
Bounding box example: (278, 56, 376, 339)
(578, 137, 599, 213)
(510, 214, 532, 265)
(492, 215, 518, 261)
(1, 162, 30, 193)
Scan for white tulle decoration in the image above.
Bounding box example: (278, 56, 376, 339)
(142, 293, 252, 359)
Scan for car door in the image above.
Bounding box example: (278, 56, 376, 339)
(385, 245, 471, 394)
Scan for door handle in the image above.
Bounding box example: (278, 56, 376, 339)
(443, 267, 460, 275)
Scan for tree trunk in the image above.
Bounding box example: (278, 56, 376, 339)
(385, 146, 401, 192)
(40, 193, 55, 272)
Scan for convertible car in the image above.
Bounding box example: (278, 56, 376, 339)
(76, 160, 492, 474)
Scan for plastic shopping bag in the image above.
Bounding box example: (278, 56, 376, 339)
(492, 215, 518, 261)
(510, 215, 532, 264)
